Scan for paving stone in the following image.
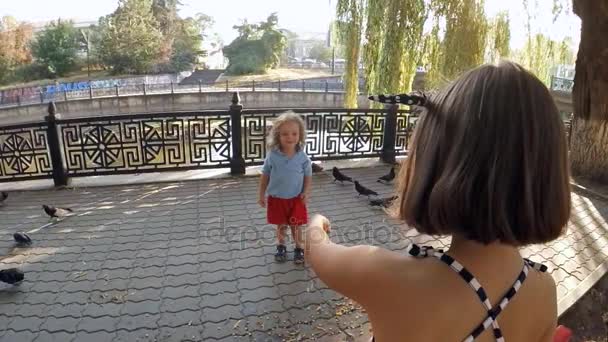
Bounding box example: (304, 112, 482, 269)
(33, 331, 75, 342)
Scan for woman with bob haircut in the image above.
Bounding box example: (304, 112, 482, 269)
(305, 61, 571, 341)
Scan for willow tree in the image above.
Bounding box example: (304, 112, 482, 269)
(336, 0, 365, 108)
(569, 0, 608, 181)
(436, 0, 488, 80)
(485, 11, 510, 63)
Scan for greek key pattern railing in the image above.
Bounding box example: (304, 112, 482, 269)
(240, 108, 413, 165)
(0, 122, 53, 182)
(0, 95, 416, 185)
(58, 112, 232, 176)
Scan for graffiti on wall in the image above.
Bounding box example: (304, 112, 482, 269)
(0, 73, 187, 106)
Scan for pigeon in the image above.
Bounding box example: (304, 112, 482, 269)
(377, 167, 396, 183)
(355, 181, 379, 198)
(0, 192, 7, 203)
(0, 268, 24, 284)
(369, 195, 398, 208)
(312, 163, 324, 173)
(43, 205, 73, 218)
(13, 232, 32, 246)
(332, 167, 353, 184)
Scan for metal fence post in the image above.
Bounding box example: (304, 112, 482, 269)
(325, 80, 329, 93)
(17, 95, 21, 106)
(143, 82, 147, 96)
(89, 83, 93, 99)
(380, 104, 398, 164)
(229, 92, 246, 175)
(225, 80, 229, 92)
(252, 80, 256, 92)
(170, 82, 174, 94)
(302, 80, 306, 92)
(115, 85, 119, 97)
(199, 80, 202, 93)
(40, 90, 44, 103)
(278, 79, 281, 92)
(64, 90, 68, 102)
(45, 102, 68, 187)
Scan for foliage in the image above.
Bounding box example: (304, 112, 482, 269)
(435, 0, 488, 81)
(0, 16, 34, 84)
(512, 34, 574, 85)
(99, 0, 164, 74)
(308, 42, 332, 62)
(336, 0, 365, 107)
(223, 13, 286, 75)
(30, 19, 80, 77)
(167, 14, 213, 72)
(485, 11, 510, 63)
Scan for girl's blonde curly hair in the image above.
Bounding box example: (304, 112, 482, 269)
(267, 111, 307, 151)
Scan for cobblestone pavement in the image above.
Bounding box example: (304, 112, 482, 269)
(0, 165, 607, 341)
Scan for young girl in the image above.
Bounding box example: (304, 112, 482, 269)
(305, 61, 571, 341)
(258, 111, 312, 264)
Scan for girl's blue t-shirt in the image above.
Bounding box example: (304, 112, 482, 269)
(262, 149, 312, 199)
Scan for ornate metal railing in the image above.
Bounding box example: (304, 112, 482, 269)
(0, 93, 414, 185)
(240, 108, 413, 165)
(58, 111, 232, 177)
(551, 76, 574, 93)
(0, 121, 53, 181)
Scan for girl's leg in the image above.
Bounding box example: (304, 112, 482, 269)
(290, 225, 303, 249)
(275, 224, 288, 262)
(276, 224, 288, 245)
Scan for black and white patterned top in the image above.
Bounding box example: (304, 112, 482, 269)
(371, 244, 549, 342)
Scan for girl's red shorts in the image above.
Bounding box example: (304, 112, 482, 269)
(267, 195, 308, 226)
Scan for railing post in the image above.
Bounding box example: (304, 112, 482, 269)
(199, 80, 202, 93)
(225, 80, 229, 92)
(89, 83, 93, 99)
(143, 82, 147, 96)
(45, 102, 68, 187)
(278, 79, 281, 92)
(115, 85, 119, 97)
(40, 90, 44, 103)
(380, 104, 398, 164)
(302, 80, 306, 92)
(252, 80, 256, 92)
(63, 90, 68, 102)
(170, 81, 174, 94)
(229, 92, 246, 175)
(325, 80, 329, 93)
(17, 95, 21, 106)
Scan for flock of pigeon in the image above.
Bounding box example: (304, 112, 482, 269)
(0, 191, 73, 285)
(331, 166, 398, 208)
(0, 165, 393, 285)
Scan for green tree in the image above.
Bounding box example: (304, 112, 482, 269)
(99, 0, 163, 74)
(485, 11, 510, 63)
(223, 13, 286, 75)
(336, 0, 364, 108)
(30, 19, 80, 77)
(168, 14, 213, 72)
(308, 42, 332, 62)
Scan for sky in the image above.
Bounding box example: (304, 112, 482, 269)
(0, 0, 581, 50)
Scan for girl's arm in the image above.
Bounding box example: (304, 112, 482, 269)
(305, 215, 404, 307)
(301, 176, 312, 201)
(258, 174, 269, 207)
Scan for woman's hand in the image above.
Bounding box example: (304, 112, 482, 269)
(258, 196, 266, 208)
(310, 214, 331, 233)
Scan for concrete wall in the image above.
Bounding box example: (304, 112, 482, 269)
(0, 91, 371, 124)
(0, 89, 571, 125)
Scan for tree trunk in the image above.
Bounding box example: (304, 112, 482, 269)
(570, 0, 608, 182)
